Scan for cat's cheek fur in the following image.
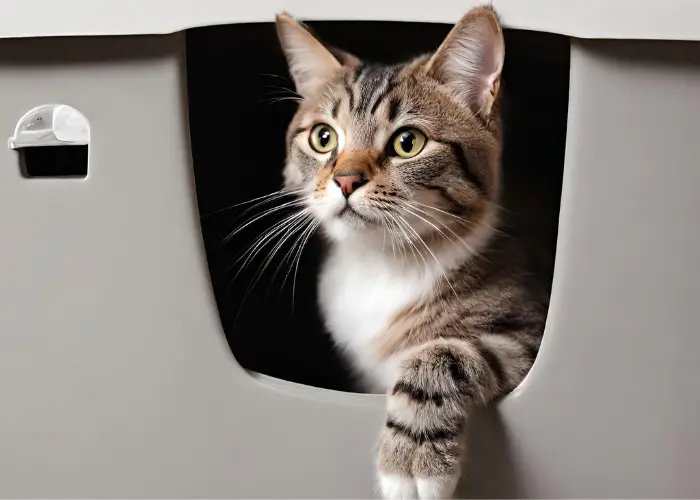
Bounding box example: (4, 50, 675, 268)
(282, 160, 305, 189)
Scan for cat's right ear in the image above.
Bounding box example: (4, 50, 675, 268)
(328, 47, 361, 69)
(276, 14, 347, 98)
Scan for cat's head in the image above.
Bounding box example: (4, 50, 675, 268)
(276, 7, 505, 256)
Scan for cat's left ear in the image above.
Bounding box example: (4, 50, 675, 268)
(425, 7, 505, 119)
(276, 14, 354, 98)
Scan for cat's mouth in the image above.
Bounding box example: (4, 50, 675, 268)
(336, 204, 375, 225)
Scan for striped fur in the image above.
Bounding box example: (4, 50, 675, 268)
(276, 7, 548, 499)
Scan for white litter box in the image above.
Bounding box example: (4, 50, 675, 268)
(0, 0, 698, 498)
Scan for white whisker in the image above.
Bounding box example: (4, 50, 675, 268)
(409, 200, 474, 227)
(204, 187, 304, 219)
(411, 200, 505, 237)
(387, 211, 424, 271)
(395, 214, 459, 300)
(223, 197, 307, 243)
(250, 213, 313, 292)
(232, 209, 311, 278)
(289, 220, 320, 307)
(403, 203, 478, 255)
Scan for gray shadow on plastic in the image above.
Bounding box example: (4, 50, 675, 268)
(455, 406, 526, 499)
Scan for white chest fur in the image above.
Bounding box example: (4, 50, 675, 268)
(318, 246, 436, 392)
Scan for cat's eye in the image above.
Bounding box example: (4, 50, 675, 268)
(391, 128, 427, 158)
(309, 124, 338, 153)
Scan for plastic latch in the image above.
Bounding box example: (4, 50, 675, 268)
(8, 104, 90, 150)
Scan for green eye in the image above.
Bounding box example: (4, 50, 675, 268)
(309, 124, 338, 153)
(391, 128, 426, 158)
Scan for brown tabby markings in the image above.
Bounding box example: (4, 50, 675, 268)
(275, 6, 549, 498)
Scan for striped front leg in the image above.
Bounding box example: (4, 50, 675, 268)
(377, 337, 520, 499)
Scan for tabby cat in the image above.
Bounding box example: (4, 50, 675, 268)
(275, 7, 548, 499)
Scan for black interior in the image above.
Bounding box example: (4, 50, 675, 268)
(19, 145, 88, 178)
(186, 22, 570, 393)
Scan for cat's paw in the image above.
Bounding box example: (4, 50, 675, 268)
(377, 424, 461, 499)
(415, 475, 460, 499)
(379, 474, 417, 499)
(378, 473, 459, 499)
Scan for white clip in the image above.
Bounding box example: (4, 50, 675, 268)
(8, 104, 90, 150)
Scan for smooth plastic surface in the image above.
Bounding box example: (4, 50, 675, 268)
(499, 38, 700, 497)
(0, 34, 698, 498)
(1, 0, 700, 41)
(8, 104, 90, 149)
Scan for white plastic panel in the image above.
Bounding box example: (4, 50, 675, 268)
(0, 0, 700, 41)
(498, 38, 700, 497)
(0, 32, 698, 500)
(0, 34, 381, 498)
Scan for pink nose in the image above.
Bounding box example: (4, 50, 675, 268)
(333, 172, 368, 198)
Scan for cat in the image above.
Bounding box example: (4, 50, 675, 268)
(274, 7, 549, 499)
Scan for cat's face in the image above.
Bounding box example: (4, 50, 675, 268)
(277, 9, 505, 250)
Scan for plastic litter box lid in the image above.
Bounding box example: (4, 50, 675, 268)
(0, 0, 699, 41)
